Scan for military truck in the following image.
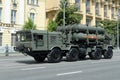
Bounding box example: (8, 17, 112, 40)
(14, 24, 113, 63)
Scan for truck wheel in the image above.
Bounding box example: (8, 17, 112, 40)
(47, 48, 62, 63)
(103, 48, 113, 59)
(34, 56, 46, 63)
(79, 54, 86, 60)
(79, 48, 86, 60)
(89, 48, 102, 60)
(66, 48, 79, 61)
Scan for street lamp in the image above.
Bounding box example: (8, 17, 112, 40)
(63, 1, 66, 27)
(117, 13, 120, 49)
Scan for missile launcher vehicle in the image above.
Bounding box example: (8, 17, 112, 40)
(14, 24, 113, 63)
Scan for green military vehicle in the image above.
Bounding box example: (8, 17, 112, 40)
(14, 24, 113, 63)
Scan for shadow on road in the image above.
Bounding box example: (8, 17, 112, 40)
(15, 57, 92, 65)
(16, 60, 49, 64)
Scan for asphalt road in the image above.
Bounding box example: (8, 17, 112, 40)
(0, 50, 120, 80)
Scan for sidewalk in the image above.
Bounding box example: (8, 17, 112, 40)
(0, 52, 24, 57)
(113, 49, 120, 53)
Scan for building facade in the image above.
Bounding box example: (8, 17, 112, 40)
(46, 0, 120, 26)
(0, 0, 120, 52)
(46, 0, 60, 26)
(0, 0, 46, 52)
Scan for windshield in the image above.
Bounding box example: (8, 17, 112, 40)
(16, 32, 32, 42)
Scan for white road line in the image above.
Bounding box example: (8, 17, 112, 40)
(21, 67, 46, 71)
(57, 70, 82, 76)
(91, 60, 120, 64)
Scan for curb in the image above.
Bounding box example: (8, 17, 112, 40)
(0, 52, 24, 57)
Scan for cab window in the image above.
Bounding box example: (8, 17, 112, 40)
(33, 34, 44, 46)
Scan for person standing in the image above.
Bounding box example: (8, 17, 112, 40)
(5, 44, 9, 56)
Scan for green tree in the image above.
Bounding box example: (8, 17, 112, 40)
(23, 18, 36, 30)
(99, 20, 117, 35)
(99, 20, 119, 46)
(59, 0, 69, 9)
(47, 20, 57, 31)
(55, 0, 82, 26)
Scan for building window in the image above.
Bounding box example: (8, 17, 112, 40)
(104, 5, 107, 17)
(95, 2, 99, 15)
(0, 8, 2, 22)
(11, 10, 16, 24)
(111, 7, 114, 18)
(27, 0, 38, 5)
(86, 0, 90, 13)
(96, 20, 100, 26)
(0, 0, 2, 4)
(36, 0, 38, 5)
(75, 0, 80, 11)
(112, 0, 115, 4)
(12, 0, 17, 3)
(86, 18, 91, 26)
(118, 9, 120, 15)
(31, 0, 35, 4)
(0, 33, 2, 46)
(11, 34, 16, 46)
(30, 13, 35, 23)
(27, 0, 29, 4)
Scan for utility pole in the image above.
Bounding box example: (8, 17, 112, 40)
(117, 13, 120, 50)
(63, 1, 66, 27)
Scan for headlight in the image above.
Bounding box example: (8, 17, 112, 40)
(27, 47, 32, 52)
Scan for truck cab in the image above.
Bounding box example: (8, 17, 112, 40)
(14, 30, 64, 60)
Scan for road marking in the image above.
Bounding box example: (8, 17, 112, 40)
(21, 67, 46, 71)
(91, 60, 120, 64)
(57, 70, 82, 76)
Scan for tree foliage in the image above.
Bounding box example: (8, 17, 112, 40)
(99, 20, 120, 46)
(23, 18, 36, 30)
(55, 0, 82, 26)
(47, 20, 57, 31)
(99, 20, 117, 35)
(59, 0, 69, 9)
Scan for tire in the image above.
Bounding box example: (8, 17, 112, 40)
(79, 48, 86, 60)
(47, 48, 62, 63)
(89, 48, 102, 60)
(66, 48, 79, 61)
(34, 56, 46, 63)
(103, 48, 113, 59)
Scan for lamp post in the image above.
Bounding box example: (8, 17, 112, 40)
(117, 13, 120, 49)
(63, 1, 66, 27)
